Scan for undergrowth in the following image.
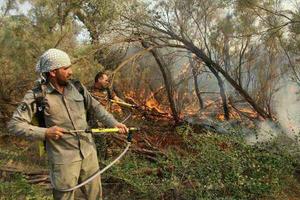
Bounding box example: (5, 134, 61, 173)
(0, 123, 299, 199)
(0, 173, 51, 200)
(103, 123, 299, 199)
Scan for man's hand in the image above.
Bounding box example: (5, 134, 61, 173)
(45, 126, 66, 140)
(115, 123, 129, 134)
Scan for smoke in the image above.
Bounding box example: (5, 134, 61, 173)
(245, 120, 280, 145)
(275, 82, 300, 142)
(246, 81, 300, 144)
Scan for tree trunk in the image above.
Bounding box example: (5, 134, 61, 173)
(151, 29, 271, 119)
(141, 41, 180, 124)
(183, 40, 271, 119)
(188, 55, 204, 110)
(208, 65, 230, 120)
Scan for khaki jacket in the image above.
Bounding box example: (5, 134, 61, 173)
(8, 81, 118, 164)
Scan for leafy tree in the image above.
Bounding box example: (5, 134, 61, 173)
(121, 0, 299, 120)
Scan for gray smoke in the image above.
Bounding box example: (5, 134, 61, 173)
(275, 82, 300, 142)
(246, 81, 300, 144)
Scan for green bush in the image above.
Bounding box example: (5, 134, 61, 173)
(1, 124, 297, 199)
(0, 173, 51, 200)
(105, 124, 298, 199)
(166, 132, 295, 199)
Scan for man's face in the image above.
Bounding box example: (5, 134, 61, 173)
(51, 66, 73, 86)
(96, 74, 110, 89)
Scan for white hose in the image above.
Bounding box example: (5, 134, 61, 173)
(52, 110, 133, 191)
(121, 112, 132, 123)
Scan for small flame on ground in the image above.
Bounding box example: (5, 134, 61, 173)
(145, 94, 168, 114)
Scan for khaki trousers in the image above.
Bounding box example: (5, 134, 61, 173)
(50, 151, 102, 200)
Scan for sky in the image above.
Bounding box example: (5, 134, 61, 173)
(0, 0, 31, 15)
(0, 0, 91, 42)
(1, 0, 298, 14)
(0, 0, 297, 43)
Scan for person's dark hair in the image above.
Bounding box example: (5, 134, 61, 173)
(94, 71, 107, 83)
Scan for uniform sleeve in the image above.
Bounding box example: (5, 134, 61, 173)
(7, 90, 47, 141)
(83, 85, 119, 127)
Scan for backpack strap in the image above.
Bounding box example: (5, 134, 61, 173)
(32, 85, 46, 127)
(107, 88, 113, 100)
(32, 79, 88, 128)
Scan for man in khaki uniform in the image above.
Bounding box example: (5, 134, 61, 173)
(89, 72, 125, 159)
(90, 71, 124, 111)
(8, 48, 128, 200)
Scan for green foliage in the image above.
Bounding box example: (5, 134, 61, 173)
(0, 136, 48, 168)
(171, 125, 296, 199)
(0, 173, 51, 200)
(0, 126, 298, 199)
(0, 1, 80, 105)
(289, 13, 300, 35)
(106, 124, 298, 199)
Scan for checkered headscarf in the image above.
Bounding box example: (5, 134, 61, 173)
(35, 48, 71, 73)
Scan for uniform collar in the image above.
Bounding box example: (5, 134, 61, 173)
(45, 80, 72, 94)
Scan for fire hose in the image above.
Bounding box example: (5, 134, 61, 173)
(51, 100, 139, 192)
(51, 127, 139, 192)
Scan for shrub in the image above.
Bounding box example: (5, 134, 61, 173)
(0, 173, 51, 200)
(105, 124, 298, 199)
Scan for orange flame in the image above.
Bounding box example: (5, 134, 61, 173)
(216, 114, 225, 121)
(145, 97, 165, 113)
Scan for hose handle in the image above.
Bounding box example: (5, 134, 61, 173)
(87, 127, 139, 142)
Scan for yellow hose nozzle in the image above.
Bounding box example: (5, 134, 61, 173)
(90, 127, 139, 133)
(110, 100, 137, 108)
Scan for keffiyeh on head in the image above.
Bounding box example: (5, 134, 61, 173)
(36, 48, 71, 73)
